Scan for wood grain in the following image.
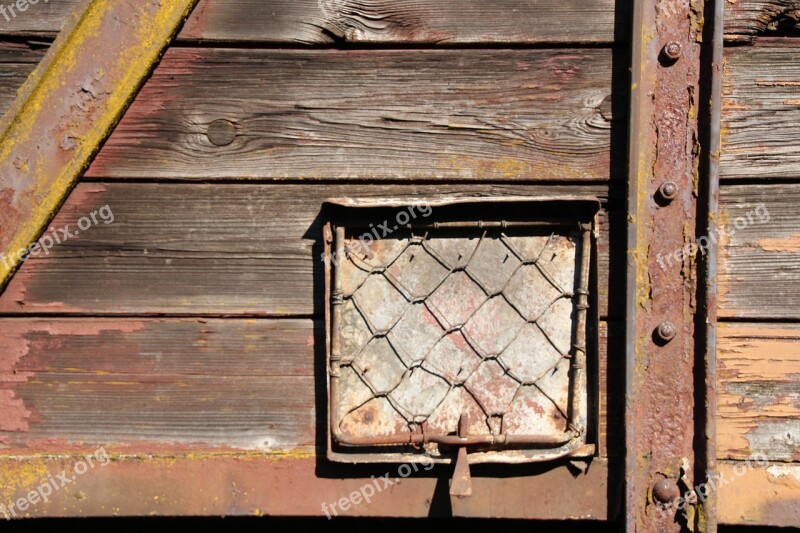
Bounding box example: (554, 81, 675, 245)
(725, 0, 800, 42)
(0, 43, 44, 117)
(81, 48, 621, 182)
(719, 184, 800, 319)
(718, 323, 800, 462)
(2, 318, 796, 462)
(0, 182, 620, 318)
(0, 317, 616, 458)
(722, 46, 800, 180)
(0, 318, 316, 452)
(2, 0, 794, 44)
(0, 0, 626, 44)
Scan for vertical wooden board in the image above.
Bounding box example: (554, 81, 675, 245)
(0, 0, 626, 44)
(718, 323, 800, 462)
(83, 48, 620, 181)
(0, 318, 317, 453)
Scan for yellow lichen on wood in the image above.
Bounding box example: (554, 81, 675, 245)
(0, 0, 199, 291)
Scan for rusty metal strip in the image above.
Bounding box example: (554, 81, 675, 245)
(626, 0, 721, 531)
(0, 0, 199, 292)
(701, 0, 724, 530)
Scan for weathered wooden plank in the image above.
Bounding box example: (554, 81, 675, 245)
(0, 454, 794, 524)
(725, 0, 800, 42)
(718, 461, 800, 527)
(0, 318, 316, 452)
(0, 42, 44, 113)
(2, 319, 796, 488)
(0, 317, 616, 461)
(718, 323, 800, 462)
(3, 0, 794, 45)
(0, 0, 626, 44)
(0, 455, 611, 520)
(719, 184, 800, 319)
(722, 46, 800, 180)
(81, 48, 620, 181)
(0, 182, 618, 317)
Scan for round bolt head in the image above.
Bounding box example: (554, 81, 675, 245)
(658, 181, 679, 201)
(652, 479, 681, 505)
(656, 321, 677, 343)
(662, 41, 682, 61)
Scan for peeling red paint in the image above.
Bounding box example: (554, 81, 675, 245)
(0, 390, 31, 431)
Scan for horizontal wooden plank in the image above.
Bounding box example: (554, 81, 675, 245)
(0, 182, 618, 317)
(0, 317, 616, 458)
(0, 318, 316, 452)
(718, 323, 800, 462)
(0, 43, 43, 117)
(81, 48, 621, 181)
(0, 0, 626, 44)
(722, 46, 800, 180)
(18, 180, 800, 323)
(725, 1, 800, 42)
(717, 461, 800, 527)
(719, 183, 800, 319)
(0, 455, 611, 520)
(2, 319, 795, 487)
(0, 454, 795, 524)
(3, 0, 793, 44)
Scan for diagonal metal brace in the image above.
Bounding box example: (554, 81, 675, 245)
(0, 0, 199, 292)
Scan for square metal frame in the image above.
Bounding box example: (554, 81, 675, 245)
(323, 196, 601, 465)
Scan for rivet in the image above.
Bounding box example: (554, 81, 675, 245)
(658, 181, 679, 202)
(652, 479, 681, 505)
(207, 119, 236, 147)
(662, 41, 682, 63)
(656, 321, 677, 343)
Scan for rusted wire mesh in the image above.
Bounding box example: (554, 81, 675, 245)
(331, 225, 587, 446)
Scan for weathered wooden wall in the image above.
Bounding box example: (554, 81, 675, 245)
(0, 0, 798, 525)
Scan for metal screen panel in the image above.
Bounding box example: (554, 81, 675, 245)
(325, 200, 596, 464)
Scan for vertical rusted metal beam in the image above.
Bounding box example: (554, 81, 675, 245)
(0, 0, 199, 291)
(700, 0, 724, 529)
(626, 0, 720, 531)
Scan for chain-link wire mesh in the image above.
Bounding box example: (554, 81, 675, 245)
(330, 225, 587, 446)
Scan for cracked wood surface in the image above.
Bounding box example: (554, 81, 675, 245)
(0, 0, 627, 43)
(1, 0, 797, 43)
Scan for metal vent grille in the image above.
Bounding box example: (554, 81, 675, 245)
(325, 199, 596, 464)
